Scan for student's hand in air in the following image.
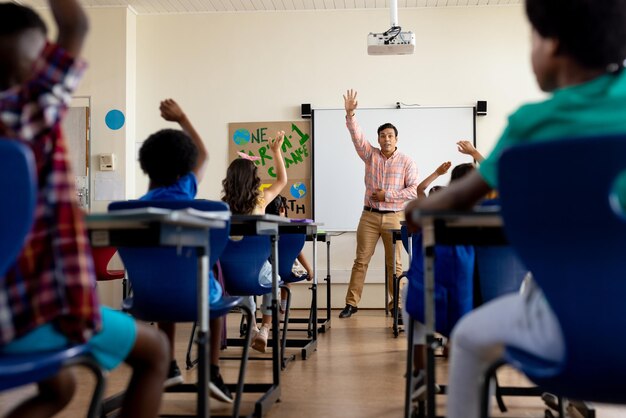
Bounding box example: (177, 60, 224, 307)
(371, 189, 386, 202)
(160, 98, 185, 123)
(457, 140, 477, 156)
(269, 131, 285, 153)
(343, 89, 358, 117)
(436, 161, 452, 175)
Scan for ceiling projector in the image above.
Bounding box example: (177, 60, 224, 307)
(368, 0, 415, 56)
(367, 30, 415, 55)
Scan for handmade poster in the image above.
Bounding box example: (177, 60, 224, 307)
(228, 121, 311, 219)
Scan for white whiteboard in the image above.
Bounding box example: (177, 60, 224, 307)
(313, 107, 476, 231)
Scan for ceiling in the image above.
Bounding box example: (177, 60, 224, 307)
(13, 0, 522, 15)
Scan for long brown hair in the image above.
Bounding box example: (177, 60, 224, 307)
(222, 159, 261, 215)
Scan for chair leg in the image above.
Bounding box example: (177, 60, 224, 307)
(121, 278, 127, 300)
(393, 273, 406, 338)
(185, 321, 198, 370)
(280, 285, 292, 369)
(307, 284, 315, 338)
(493, 372, 507, 413)
(233, 305, 254, 418)
(481, 359, 507, 418)
(76, 357, 106, 418)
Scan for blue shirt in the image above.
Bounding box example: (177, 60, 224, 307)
(139, 173, 197, 201)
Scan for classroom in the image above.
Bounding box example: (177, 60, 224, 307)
(1, 0, 626, 417)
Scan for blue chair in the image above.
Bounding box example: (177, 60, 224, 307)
(0, 139, 106, 418)
(219, 235, 275, 345)
(218, 234, 284, 405)
(276, 233, 308, 359)
(480, 135, 626, 417)
(108, 200, 249, 418)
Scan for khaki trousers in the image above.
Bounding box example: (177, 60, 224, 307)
(345, 210, 403, 307)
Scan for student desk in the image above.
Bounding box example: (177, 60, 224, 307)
(406, 208, 508, 418)
(85, 208, 227, 418)
(227, 214, 289, 418)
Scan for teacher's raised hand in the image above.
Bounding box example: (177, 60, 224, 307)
(343, 89, 358, 117)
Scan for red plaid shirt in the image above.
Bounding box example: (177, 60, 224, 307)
(346, 116, 418, 211)
(0, 42, 100, 345)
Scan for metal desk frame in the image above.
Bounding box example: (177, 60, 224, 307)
(406, 209, 509, 418)
(86, 208, 227, 418)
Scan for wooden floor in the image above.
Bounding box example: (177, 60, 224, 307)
(1, 310, 625, 417)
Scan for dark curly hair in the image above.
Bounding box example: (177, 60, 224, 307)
(222, 159, 261, 215)
(450, 163, 475, 182)
(0, 3, 47, 36)
(139, 129, 198, 187)
(526, 0, 626, 69)
(265, 194, 288, 217)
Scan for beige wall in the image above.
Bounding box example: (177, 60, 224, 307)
(131, 5, 543, 308)
(42, 5, 545, 308)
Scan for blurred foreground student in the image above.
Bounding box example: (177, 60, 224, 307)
(405, 1, 626, 417)
(0, 2, 168, 417)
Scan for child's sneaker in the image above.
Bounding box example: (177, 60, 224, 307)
(164, 360, 184, 387)
(251, 325, 269, 353)
(209, 373, 234, 403)
(411, 370, 441, 402)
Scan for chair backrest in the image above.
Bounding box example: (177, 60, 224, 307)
(108, 199, 230, 322)
(474, 246, 528, 304)
(109, 199, 230, 267)
(220, 235, 272, 296)
(91, 246, 122, 280)
(498, 135, 626, 402)
(0, 139, 37, 276)
(277, 234, 306, 279)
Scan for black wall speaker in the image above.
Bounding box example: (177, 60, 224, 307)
(476, 101, 487, 116)
(301, 103, 312, 119)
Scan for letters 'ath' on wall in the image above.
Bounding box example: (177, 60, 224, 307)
(228, 121, 311, 219)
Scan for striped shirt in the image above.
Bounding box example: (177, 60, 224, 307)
(346, 116, 418, 211)
(0, 42, 100, 345)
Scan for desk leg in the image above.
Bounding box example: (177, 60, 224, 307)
(385, 265, 389, 315)
(270, 234, 281, 386)
(424, 245, 436, 418)
(311, 234, 318, 341)
(405, 317, 415, 418)
(196, 245, 210, 418)
(392, 238, 400, 337)
(324, 240, 331, 332)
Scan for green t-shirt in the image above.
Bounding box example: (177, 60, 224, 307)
(479, 70, 626, 207)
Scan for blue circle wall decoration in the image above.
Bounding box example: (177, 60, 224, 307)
(290, 182, 307, 199)
(105, 109, 125, 130)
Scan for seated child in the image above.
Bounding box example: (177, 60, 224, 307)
(405, 0, 626, 416)
(265, 194, 314, 318)
(137, 99, 232, 403)
(222, 132, 287, 353)
(402, 162, 476, 401)
(0, 3, 169, 418)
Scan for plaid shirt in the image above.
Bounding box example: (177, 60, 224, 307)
(347, 116, 418, 211)
(0, 42, 100, 345)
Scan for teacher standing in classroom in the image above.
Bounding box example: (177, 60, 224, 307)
(339, 89, 418, 318)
